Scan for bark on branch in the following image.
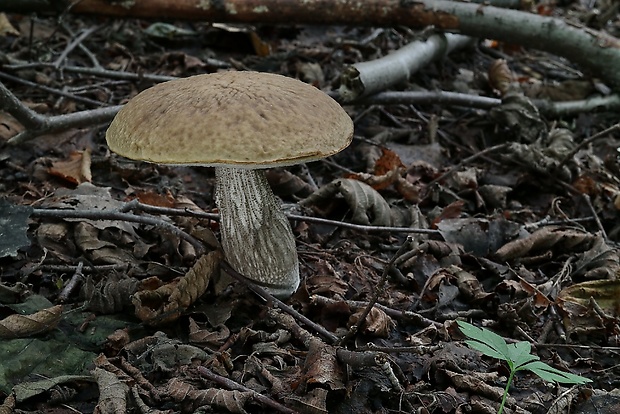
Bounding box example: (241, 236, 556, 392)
(4, 0, 620, 89)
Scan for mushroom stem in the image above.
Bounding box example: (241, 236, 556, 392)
(215, 166, 300, 298)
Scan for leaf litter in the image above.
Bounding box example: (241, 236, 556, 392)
(0, 5, 619, 414)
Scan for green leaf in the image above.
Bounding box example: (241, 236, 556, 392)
(518, 361, 591, 384)
(457, 321, 511, 360)
(507, 341, 539, 368)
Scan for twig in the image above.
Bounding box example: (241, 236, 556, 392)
(4, 62, 179, 83)
(427, 143, 510, 186)
(581, 194, 608, 241)
(310, 294, 441, 329)
(196, 366, 300, 414)
(30, 207, 205, 254)
(0, 71, 109, 107)
(219, 261, 339, 344)
(339, 33, 475, 101)
(339, 236, 413, 346)
(57, 261, 85, 302)
(556, 122, 620, 169)
(122, 199, 440, 235)
(54, 24, 101, 68)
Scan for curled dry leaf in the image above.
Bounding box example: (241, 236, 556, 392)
(488, 59, 514, 95)
(505, 142, 572, 181)
(82, 273, 139, 314)
(489, 91, 547, 143)
(348, 306, 395, 337)
(166, 377, 251, 414)
(48, 149, 92, 185)
(448, 265, 495, 304)
(495, 226, 596, 261)
(301, 178, 392, 226)
(556, 280, 620, 339)
(132, 250, 222, 325)
(303, 337, 345, 390)
(188, 317, 231, 347)
(92, 367, 129, 414)
(0, 304, 63, 339)
(572, 233, 620, 279)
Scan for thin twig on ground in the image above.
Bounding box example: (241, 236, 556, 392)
(196, 366, 300, 414)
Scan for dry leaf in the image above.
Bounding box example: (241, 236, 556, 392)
(48, 149, 92, 185)
(0, 304, 63, 339)
(0, 13, 19, 37)
(495, 226, 596, 261)
(92, 367, 128, 414)
(166, 377, 251, 413)
(301, 178, 392, 226)
(488, 59, 513, 95)
(82, 273, 139, 314)
(133, 250, 222, 325)
(348, 306, 395, 337)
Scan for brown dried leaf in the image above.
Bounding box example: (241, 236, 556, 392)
(488, 59, 514, 95)
(0, 13, 20, 36)
(82, 273, 139, 314)
(303, 337, 345, 390)
(449, 265, 495, 303)
(301, 178, 392, 226)
(558, 280, 620, 316)
(48, 149, 92, 185)
(132, 250, 222, 325)
(0, 304, 63, 339)
(166, 377, 251, 413)
(495, 226, 596, 261)
(489, 91, 547, 143)
(92, 367, 128, 414)
(285, 388, 329, 414)
(188, 318, 230, 347)
(348, 306, 395, 338)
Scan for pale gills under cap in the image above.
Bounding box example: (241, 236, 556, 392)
(106, 71, 353, 167)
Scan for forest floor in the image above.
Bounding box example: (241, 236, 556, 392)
(1, 2, 620, 413)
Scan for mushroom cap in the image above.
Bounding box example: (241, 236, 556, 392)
(106, 71, 353, 167)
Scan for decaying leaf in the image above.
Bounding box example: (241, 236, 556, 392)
(92, 367, 129, 414)
(488, 59, 513, 95)
(489, 90, 547, 143)
(348, 306, 395, 337)
(556, 280, 620, 340)
(0, 13, 20, 36)
(505, 142, 573, 181)
(133, 250, 222, 325)
(0, 304, 63, 339)
(285, 387, 329, 414)
(82, 273, 140, 314)
(301, 178, 392, 226)
(48, 149, 92, 185)
(495, 226, 596, 261)
(0, 199, 32, 258)
(571, 234, 620, 279)
(166, 377, 251, 413)
(188, 318, 230, 347)
(302, 337, 345, 390)
(437, 217, 521, 256)
(448, 265, 495, 304)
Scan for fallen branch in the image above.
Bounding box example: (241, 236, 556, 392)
(339, 33, 475, 101)
(4, 0, 620, 89)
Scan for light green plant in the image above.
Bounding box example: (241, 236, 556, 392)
(457, 320, 591, 414)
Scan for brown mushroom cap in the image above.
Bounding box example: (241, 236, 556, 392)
(106, 71, 353, 167)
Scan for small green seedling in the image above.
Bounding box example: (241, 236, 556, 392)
(457, 321, 591, 414)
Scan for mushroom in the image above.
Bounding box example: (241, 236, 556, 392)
(106, 71, 353, 298)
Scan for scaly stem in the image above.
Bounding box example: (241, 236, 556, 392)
(215, 166, 300, 298)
